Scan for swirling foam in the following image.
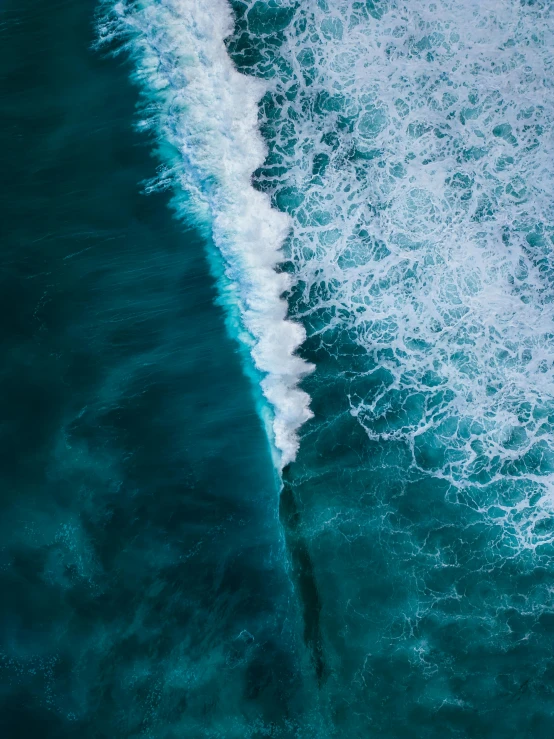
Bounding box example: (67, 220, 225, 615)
(100, 0, 554, 522)
(97, 0, 314, 467)
(232, 0, 554, 549)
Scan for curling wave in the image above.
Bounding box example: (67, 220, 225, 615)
(97, 0, 314, 467)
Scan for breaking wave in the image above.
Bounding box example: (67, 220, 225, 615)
(100, 0, 554, 546)
(97, 0, 314, 467)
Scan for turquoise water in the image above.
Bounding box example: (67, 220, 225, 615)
(241, 1, 554, 734)
(4, 0, 554, 735)
(0, 0, 311, 735)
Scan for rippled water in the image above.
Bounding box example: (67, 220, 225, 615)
(5, 0, 554, 735)
(101, 0, 554, 734)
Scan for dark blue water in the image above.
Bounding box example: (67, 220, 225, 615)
(0, 0, 311, 735)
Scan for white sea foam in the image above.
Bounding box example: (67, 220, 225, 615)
(100, 0, 554, 515)
(97, 0, 314, 467)
(233, 0, 554, 547)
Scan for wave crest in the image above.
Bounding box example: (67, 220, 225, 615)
(97, 0, 314, 467)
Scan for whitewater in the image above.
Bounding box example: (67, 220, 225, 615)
(257, 0, 554, 554)
(100, 0, 554, 546)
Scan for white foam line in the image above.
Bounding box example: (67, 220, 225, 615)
(98, 0, 314, 467)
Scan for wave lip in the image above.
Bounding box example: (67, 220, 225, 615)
(98, 0, 314, 467)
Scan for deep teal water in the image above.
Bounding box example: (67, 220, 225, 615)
(4, 0, 554, 737)
(0, 0, 311, 736)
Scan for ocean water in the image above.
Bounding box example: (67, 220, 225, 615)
(101, 0, 554, 735)
(4, 0, 554, 736)
(244, 1, 554, 734)
(0, 0, 313, 736)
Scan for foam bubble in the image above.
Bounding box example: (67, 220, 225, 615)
(97, 0, 314, 467)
